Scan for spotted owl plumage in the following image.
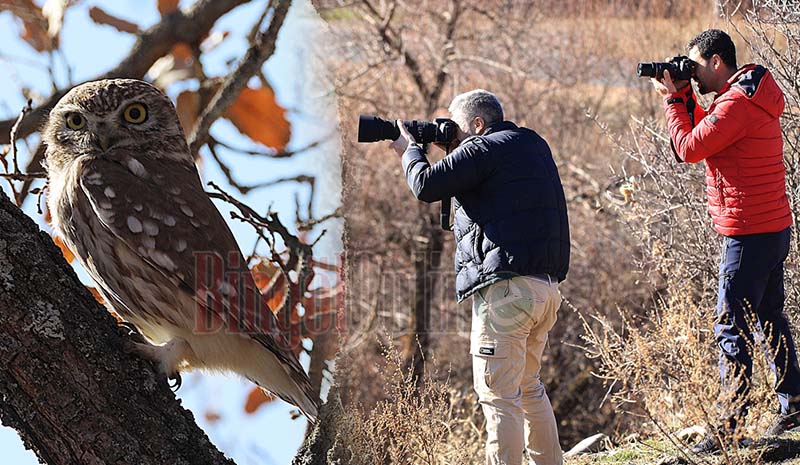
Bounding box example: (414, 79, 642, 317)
(43, 78, 318, 420)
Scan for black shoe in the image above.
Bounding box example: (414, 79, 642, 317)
(691, 434, 721, 455)
(764, 411, 800, 437)
(691, 433, 751, 455)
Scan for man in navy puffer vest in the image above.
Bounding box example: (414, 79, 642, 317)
(390, 89, 570, 465)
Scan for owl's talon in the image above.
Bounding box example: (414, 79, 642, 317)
(168, 372, 182, 391)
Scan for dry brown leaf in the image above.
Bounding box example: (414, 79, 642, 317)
(204, 410, 222, 423)
(251, 260, 279, 291)
(244, 386, 275, 414)
(171, 42, 193, 62)
(88, 6, 140, 34)
(87, 286, 105, 305)
(3, 0, 54, 51)
(157, 0, 179, 16)
(108, 310, 123, 323)
(264, 273, 287, 313)
(175, 90, 199, 134)
(224, 86, 291, 151)
(53, 235, 74, 263)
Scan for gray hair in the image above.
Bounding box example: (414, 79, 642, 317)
(448, 89, 504, 127)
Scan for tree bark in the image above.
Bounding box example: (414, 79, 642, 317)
(0, 188, 237, 465)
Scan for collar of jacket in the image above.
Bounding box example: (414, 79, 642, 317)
(482, 120, 517, 136)
(714, 63, 757, 101)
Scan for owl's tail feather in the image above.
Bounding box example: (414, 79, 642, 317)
(249, 365, 319, 422)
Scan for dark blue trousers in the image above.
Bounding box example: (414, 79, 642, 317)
(715, 227, 800, 423)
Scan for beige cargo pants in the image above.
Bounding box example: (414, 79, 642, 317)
(471, 275, 563, 465)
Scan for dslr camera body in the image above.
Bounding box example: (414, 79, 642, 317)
(637, 55, 696, 81)
(358, 115, 458, 145)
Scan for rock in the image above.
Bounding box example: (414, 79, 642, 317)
(564, 433, 609, 457)
(676, 425, 706, 443)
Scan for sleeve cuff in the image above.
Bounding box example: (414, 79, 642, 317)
(664, 85, 693, 104)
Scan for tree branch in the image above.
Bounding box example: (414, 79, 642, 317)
(0, 0, 250, 145)
(0, 188, 237, 465)
(4, 0, 251, 205)
(188, 0, 291, 155)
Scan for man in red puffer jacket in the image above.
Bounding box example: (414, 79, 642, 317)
(652, 29, 800, 454)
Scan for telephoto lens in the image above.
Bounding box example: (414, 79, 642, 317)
(357, 115, 400, 142)
(357, 115, 458, 145)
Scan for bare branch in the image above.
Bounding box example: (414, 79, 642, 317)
(8, 99, 32, 174)
(188, 1, 291, 155)
(207, 181, 317, 317)
(298, 206, 342, 232)
(0, 172, 47, 181)
(210, 132, 335, 159)
(0, 0, 250, 145)
(4, 0, 251, 206)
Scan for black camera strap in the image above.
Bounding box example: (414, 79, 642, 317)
(441, 198, 452, 230)
(441, 145, 453, 231)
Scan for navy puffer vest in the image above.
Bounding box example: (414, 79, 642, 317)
(401, 121, 570, 302)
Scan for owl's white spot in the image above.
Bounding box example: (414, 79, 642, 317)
(98, 209, 115, 224)
(163, 215, 177, 227)
(174, 197, 187, 205)
(142, 236, 156, 250)
(151, 251, 176, 271)
(175, 239, 187, 252)
(149, 210, 165, 221)
(143, 219, 159, 236)
(127, 158, 147, 178)
(219, 282, 236, 297)
(180, 205, 194, 217)
(127, 216, 143, 233)
(168, 186, 181, 195)
(85, 172, 103, 186)
(99, 200, 112, 210)
(190, 219, 200, 228)
(103, 187, 116, 198)
(133, 203, 143, 212)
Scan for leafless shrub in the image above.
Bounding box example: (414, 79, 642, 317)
(326, 345, 483, 465)
(579, 1, 800, 459)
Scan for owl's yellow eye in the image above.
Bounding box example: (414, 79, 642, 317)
(123, 103, 148, 124)
(65, 113, 86, 130)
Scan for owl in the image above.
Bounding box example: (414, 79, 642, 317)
(43, 78, 319, 421)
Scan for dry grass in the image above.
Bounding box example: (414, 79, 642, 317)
(319, 0, 800, 460)
(326, 345, 484, 465)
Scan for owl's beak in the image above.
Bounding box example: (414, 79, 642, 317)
(93, 131, 118, 152)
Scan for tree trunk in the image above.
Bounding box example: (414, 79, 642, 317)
(0, 189, 236, 465)
(407, 209, 445, 388)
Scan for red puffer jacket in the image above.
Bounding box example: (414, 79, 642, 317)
(664, 64, 792, 236)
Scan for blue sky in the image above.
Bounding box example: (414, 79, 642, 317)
(0, 1, 341, 464)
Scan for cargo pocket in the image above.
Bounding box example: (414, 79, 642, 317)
(470, 339, 513, 397)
